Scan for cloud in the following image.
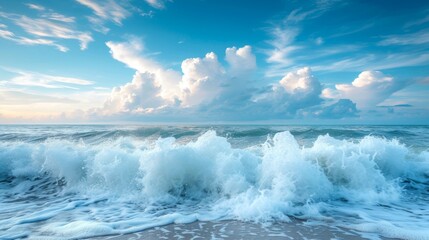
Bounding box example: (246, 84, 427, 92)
(313, 99, 358, 119)
(0, 90, 75, 105)
(379, 29, 429, 46)
(41, 12, 76, 23)
(0, 68, 93, 89)
(253, 67, 323, 117)
(145, 0, 167, 9)
(0, 88, 110, 123)
(225, 45, 257, 73)
(26, 3, 45, 11)
(278, 67, 321, 96)
(263, 6, 429, 77)
(104, 39, 257, 113)
(105, 38, 182, 103)
(0, 11, 92, 51)
(404, 14, 429, 28)
(328, 23, 374, 38)
(100, 72, 167, 114)
(25, 4, 75, 23)
(14, 16, 92, 50)
(77, 0, 169, 32)
(76, 0, 130, 32)
(265, 18, 301, 77)
(0, 28, 13, 38)
(315, 37, 324, 45)
(0, 23, 69, 51)
(323, 70, 411, 108)
(312, 55, 376, 72)
(312, 52, 429, 72)
(180, 52, 226, 107)
(264, 6, 337, 77)
(0, 28, 69, 52)
(376, 104, 413, 114)
(105, 39, 161, 73)
(378, 104, 412, 108)
(100, 39, 357, 121)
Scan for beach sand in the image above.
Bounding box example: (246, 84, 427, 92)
(90, 219, 396, 239)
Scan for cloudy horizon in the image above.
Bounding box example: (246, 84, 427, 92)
(1, 0, 428, 124)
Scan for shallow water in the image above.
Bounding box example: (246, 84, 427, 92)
(0, 125, 428, 239)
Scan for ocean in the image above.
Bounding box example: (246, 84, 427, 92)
(0, 125, 428, 239)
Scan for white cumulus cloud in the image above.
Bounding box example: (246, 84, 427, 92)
(253, 67, 323, 116)
(180, 52, 226, 107)
(104, 39, 258, 114)
(225, 45, 256, 73)
(100, 38, 360, 121)
(323, 70, 410, 108)
(106, 39, 161, 73)
(105, 38, 182, 105)
(100, 72, 167, 115)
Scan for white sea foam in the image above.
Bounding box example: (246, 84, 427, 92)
(0, 130, 428, 239)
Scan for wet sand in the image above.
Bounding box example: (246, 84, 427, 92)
(90, 220, 397, 240)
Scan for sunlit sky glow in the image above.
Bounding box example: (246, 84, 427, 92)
(0, 0, 428, 124)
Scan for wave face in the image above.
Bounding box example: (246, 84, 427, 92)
(0, 125, 428, 239)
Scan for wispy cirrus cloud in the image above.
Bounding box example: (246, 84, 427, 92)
(313, 52, 429, 72)
(76, 0, 169, 33)
(0, 67, 102, 120)
(13, 15, 92, 50)
(40, 12, 76, 23)
(0, 26, 69, 52)
(264, 10, 305, 77)
(145, 0, 164, 8)
(25, 3, 45, 11)
(264, 5, 344, 77)
(0, 90, 76, 105)
(265, 11, 429, 75)
(404, 9, 429, 28)
(328, 22, 374, 38)
(312, 55, 376, 72)
(264, 3, 429, 78)
(76, 0, 130, 33)
(76, 0, 130, 25)
(0, 7, 92, 51)
(0, 68, 94, 90)
(144, 0, 168, 9)
(379, 29, 429, 46)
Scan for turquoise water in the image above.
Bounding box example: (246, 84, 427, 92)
(0, 125, 428, 239)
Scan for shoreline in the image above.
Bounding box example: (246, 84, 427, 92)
(89, 220, 398, 240)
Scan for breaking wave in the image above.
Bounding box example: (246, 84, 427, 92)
(1, 128, 429, 239)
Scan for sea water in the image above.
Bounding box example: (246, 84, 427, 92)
(0, 125, 428, 239)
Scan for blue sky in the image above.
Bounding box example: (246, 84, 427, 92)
(0, 0, 428, 123)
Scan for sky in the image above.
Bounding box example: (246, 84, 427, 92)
(0, 0, 428, 124)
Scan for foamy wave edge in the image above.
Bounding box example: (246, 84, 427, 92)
(1, 130, 429, 239)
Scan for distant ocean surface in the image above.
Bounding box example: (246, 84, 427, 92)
(1, 125, 428, 239)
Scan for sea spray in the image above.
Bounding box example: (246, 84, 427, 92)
(0, 125, 428, 239)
